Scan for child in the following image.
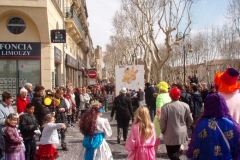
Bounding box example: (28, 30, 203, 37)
(19, 103, 39, 160)
(35, 114, 66, 160)
(4, 113, 25, 160)
(125, 106, 156, 160)
(79, 103, 113, 160)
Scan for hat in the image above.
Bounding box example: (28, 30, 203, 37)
(157, 81, 169, 92)
(169, 87, 181, 100)
(214, 68, 240, 93)
(138, 87, 142, 90)
(120, 87, 127, 93)
(204, 94, 231, 119)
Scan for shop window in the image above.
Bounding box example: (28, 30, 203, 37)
(7, 17, 26, 34)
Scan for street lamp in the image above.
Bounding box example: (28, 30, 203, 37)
(175, 32, 193, 83)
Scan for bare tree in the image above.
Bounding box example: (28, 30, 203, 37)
(129, 0, 194, 82)
(227, 0, 240, 36)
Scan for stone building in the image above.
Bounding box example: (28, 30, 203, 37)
(0, 0, 92, 102)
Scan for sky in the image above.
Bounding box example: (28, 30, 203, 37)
(86, 0, 229, 51)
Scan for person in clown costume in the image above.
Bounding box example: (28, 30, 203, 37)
(214, 67, 240, 124)
(153, 81, 171, 152)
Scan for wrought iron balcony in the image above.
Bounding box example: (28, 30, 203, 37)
(65, 7, 84, 35)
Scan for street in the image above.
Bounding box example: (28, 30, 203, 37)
(57, 111, 189, 160)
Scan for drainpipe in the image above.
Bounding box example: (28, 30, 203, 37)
(62, 0, 66, 86)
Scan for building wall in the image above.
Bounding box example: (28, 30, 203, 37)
(0, 0, 64, 91)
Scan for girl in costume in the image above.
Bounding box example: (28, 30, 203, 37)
(186, 94, 240, 160)
(4, 113, 25, 160)
(125, 106, 156, 160)
(153, 81, 171, 152)
(79, 103, 113, 160)
(35, 114, 66, 160)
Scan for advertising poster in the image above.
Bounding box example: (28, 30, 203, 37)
(115, 65, 144, 95)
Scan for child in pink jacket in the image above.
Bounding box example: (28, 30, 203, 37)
(125, 106, 156, 160)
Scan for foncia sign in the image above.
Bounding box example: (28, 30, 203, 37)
(0, 42, 41, 58)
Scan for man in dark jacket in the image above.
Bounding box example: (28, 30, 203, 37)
(110, 87, 134, 144)
(32, 85, 50, 126)
(144, 82, 157, 121)
(55, 88, 68, 151)
(178, 84, 191, 108)
(201, 83, 210, 102)
(190, 85, 203, 132)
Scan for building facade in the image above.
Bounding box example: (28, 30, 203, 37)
(0, 0, 91, 102)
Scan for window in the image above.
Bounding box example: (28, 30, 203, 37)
(7, 17, 26, 34)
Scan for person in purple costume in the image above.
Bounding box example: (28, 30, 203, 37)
(186, 94, 240, 160)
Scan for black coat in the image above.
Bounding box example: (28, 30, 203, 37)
(19, 113, 38, 139)
(32, 94, 50, 125)
(74, 92, 80, 109)
(55, 98, 68, 125)
(111, 95, 134, 121)
(190, 92, 203, 118)
(144, 86, 156, 107)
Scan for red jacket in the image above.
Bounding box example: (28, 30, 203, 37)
(16, 97, 30, 113)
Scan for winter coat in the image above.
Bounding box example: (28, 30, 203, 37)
(19, 113, 38, 139)
(32, 94, 50, 125)
(201, 89, 210, 102)
(111, 95, 134, 121)
(55, 98, 68, 124)
(190, 92, 203, 118)
(160, 100, 193, 145)
(39, 123, 63, 145)
(16, 97, 30, 114)
(74, 92, 80, 109)
(5, 125, 22, 153)
(80, 93, 90, 110)
(137, 90, 144, 101)
(144, 87, 156, 107)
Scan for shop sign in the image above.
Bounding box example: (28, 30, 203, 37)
(0, 42, 41, 58)
(66, 54, 78, 69)
(54, 47, 62, 63)
(51, 30, 66, 43)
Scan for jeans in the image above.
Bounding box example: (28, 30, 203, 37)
(147, 104, 156, 121)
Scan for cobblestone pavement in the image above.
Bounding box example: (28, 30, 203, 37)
(57, 109, 190, 160)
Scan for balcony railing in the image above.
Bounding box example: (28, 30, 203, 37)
(65, 7, 89, 52)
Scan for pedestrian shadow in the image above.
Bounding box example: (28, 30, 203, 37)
(110, 123, 118, 127)
(106, 140, 126, 146)
(156, 152, 169, 159)
(111, 151, 128, 159)
(68, 140, 83, 143)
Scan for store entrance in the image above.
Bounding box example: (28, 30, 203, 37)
(0, 60, 40, 104)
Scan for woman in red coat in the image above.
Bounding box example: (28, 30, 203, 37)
(16, 87, 30, 114)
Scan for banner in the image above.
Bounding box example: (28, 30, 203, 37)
(115, 65, 144, 94)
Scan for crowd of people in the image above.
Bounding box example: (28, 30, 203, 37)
(0, 83, 114, 160)
(0, 67, 239, 160)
